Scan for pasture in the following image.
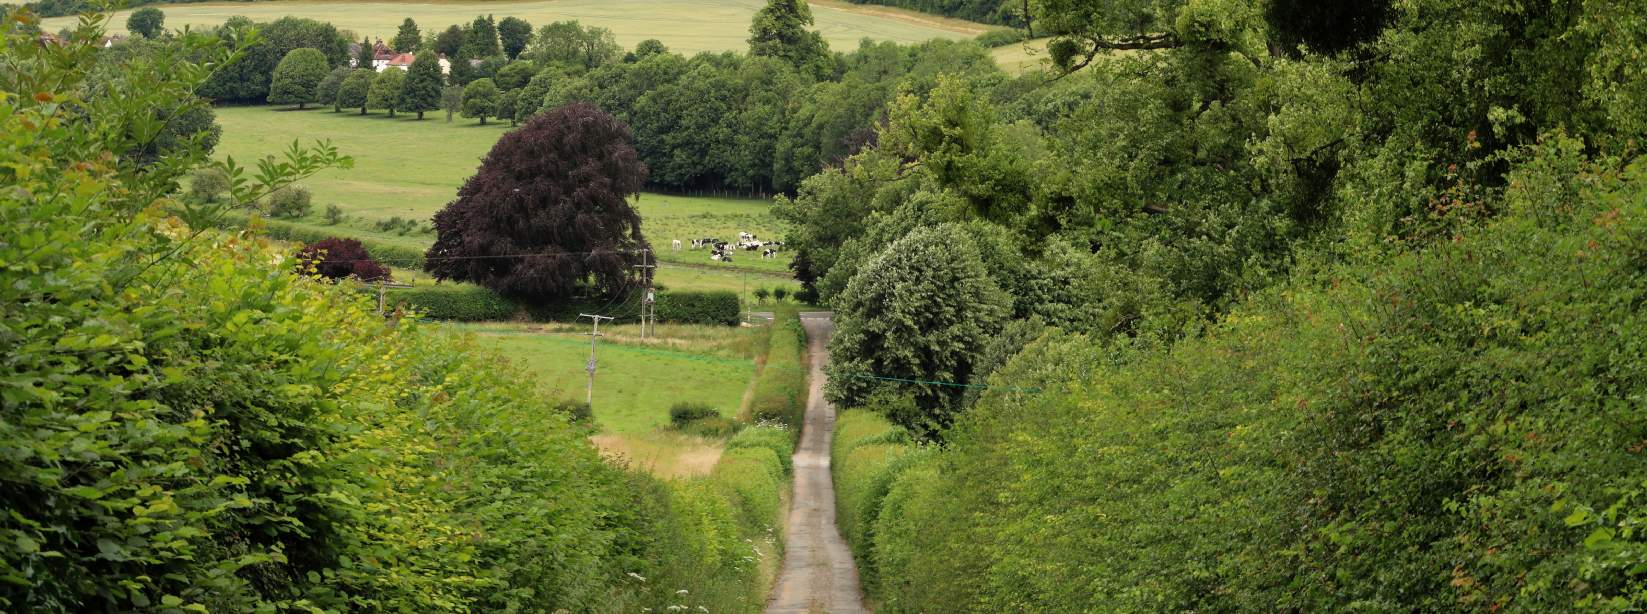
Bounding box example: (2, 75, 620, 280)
(215, 105, 799, 276)
(456, 321, 759, 477)
(47, 0, 982, 56)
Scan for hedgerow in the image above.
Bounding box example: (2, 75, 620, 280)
(655, 290, 742, 326)
(829, 408, 918, 595)
(0, 17, 783, 612)
(384, 283, 521, 321)
(748, 309, 808, 431)
(726, 423, 795, 475)
(850, 142, 1647, 611)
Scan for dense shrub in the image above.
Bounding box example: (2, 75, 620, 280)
(748, 309, 807, 430)
(669, 401, 722, 428)
(726, 423, 795, 475)
(3, 17, 790, 613)
(265, 185, 312, 219)
(187, 167, 228, 202)
(655, 290, 741, 325)
(829, 408, 918, 594)
(973, 28, 1026, 47)
(856, 147, 1647, 611)
(549, 398, 594, 425)
(294, 237, 391, 282)
(383, 283, 521, 321)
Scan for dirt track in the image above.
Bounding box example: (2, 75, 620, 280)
(766, 313, 869, 614)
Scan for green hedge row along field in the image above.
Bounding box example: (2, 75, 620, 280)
(381, 284, 741, 325)
(0, 21, 783, 611)
(838, 146, 1647, 611)
(649, 424, 794, 610)
(747, 308, 808, 431)
(829, 409, 917, 597)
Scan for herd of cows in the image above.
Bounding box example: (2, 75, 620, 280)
(671, 232, 784, 262)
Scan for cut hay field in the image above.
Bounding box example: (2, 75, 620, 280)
(214, 105, 800, 279)
(46, 0, 984, 56)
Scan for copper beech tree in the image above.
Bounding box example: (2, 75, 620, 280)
(424, 102, 649, 300)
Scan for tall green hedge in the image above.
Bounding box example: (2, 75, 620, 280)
(385, 283, 520, 320)
(656, 290, 741, 326)
(749, 309, 808, 430)
(845, 147, 1647, 611)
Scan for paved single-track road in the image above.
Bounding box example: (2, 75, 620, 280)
(766, 313, 869, 614)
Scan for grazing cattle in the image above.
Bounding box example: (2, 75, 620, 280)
(671, 239, 682, 250)
(761, 248, 776, 259)
(738, 231, 755, 241)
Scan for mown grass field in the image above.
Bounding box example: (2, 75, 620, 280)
(454, 321, 760, 476)
(454, 321, 755, 432)
(48, 0, 982, 56)
(216, 105, 799, 275)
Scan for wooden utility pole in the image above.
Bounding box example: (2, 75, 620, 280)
(633, 249, 656, 339)
(578, 313, 614, 405)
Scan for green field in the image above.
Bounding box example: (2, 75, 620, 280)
(454, 321, 755, 434)
(216, 105, 798, 274)
(990, 37, 1049, 74)
(49, 0, 981, 56)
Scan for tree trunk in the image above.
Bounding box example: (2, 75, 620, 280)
(480, 116, 487, 125)
(359, 105, 366, 115)
(417, 110, 424, 120)
(298, 102, 306, 110)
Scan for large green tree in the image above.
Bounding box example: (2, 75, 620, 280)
(401, 51, 444, 119)
(434, 24, 463, 57)
(461, 15, 500, 58)
(824, 224, 1010, 439)
(497, 16, 533, 59)
(198, 17, 350, 102)
(337, 68, 374, 114)
(425, 102, 649, 299)
(528, 20, 620, 70)
(315, 65, 351, 112)
(460, 77, 499, 124)
(268, 47, 329, 109)
(366, 66, 406, 117)
(391, 18, 421, 52)
(748, 0, 831, 77)
(494, 59, 536, 90)
(125, 7, 163, 38)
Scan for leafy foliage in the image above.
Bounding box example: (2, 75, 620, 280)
(400, 51, 443, 119)
(391, 17, 420, 52)
(365, 66, 405, 116)
(267, 47, 328, 108)
(294, 237, 390, 281)
(125, 6, 162, 38)
(497, 16, 532, 60)
(747, 309, 806, 429)
(314, 65, 349, 111)
(264, 185, 312, 219)
(825, 224, 1009, 438)
(459, 76, 497, 123)
(655, 290, 741, 326)
(425, 102, 648, 300)
(335, 68, 373, 114)
(198, 16, 349, 103)
(747, 0, 831, 77)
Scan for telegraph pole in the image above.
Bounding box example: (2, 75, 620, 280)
(633, 249, 657, 339)
(579, 313, 614, 405)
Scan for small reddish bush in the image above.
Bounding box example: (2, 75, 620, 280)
(295, 237, 392, 282)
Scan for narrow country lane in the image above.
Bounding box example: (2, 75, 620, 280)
(766, 313, 870, 614)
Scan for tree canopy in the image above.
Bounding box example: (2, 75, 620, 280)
(336, 68, 373, 114)
(267, 47, 329, 108)
(366, 66, 405, 116)
(125, 6, 162, 38)
(391, 17, 420, 52)
(459, 77, 498, 124)
(748, 0, 831, 76)
(425, 102, 649, 300)
(497, 16, 533, 59)
(401, 51, 444, 119)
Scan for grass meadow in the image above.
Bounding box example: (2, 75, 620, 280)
(215, 105, 804, 283)
(456, 321, 765, 477)
(48, 0, 984, 56)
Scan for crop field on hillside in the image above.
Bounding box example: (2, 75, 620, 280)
(215, 105, 799, 275)
(45, 0, 981, 55)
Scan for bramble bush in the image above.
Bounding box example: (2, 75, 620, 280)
(669, 401, 721, 428)
(265, 184, 311, 219)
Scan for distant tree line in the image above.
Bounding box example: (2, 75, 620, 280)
(840, 0, 1022, 26)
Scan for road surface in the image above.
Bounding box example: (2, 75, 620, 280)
(766, 313, 869, 614)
